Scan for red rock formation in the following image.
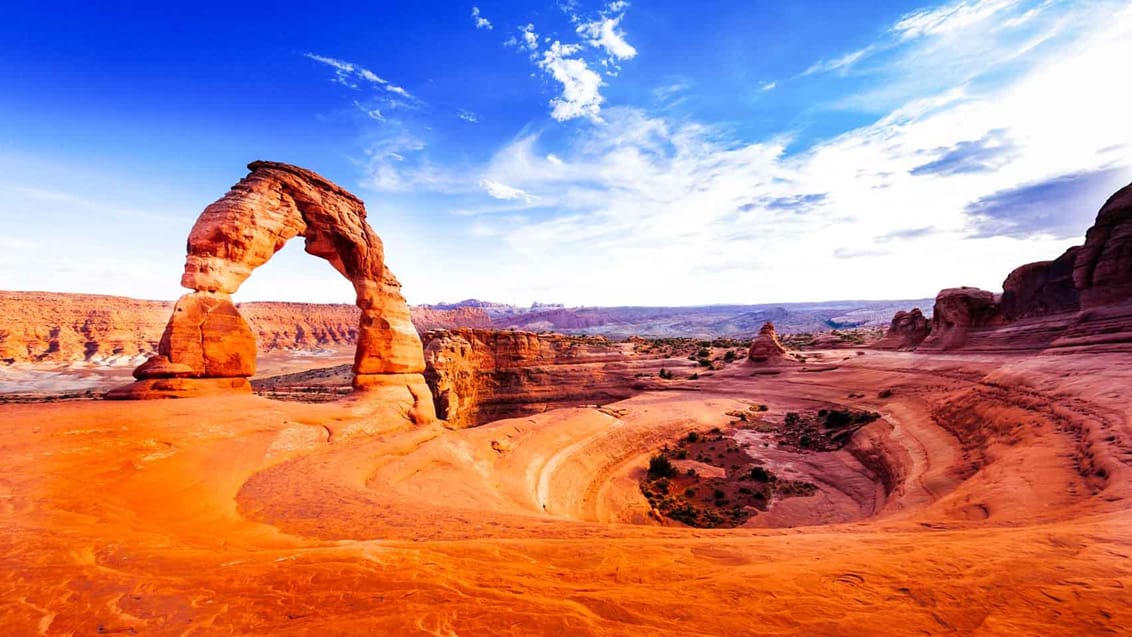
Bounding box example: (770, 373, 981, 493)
(109, 161, 434, 420)
(0, 292, 168, 365)
(873, 308, 931, 351)
(0, 291, 492, 364)
(422, 329, 673, 428)
(1074, 183, 1132, 309)
(917, 288, 1005, 351)
(747, 322, 787, 362)
(1001, 247, 1080, 320)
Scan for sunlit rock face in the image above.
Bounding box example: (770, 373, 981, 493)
(874, 308, 931, 351)
(108, 161, 434, 421)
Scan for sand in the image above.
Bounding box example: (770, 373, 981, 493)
(1, 349, 1130, 635)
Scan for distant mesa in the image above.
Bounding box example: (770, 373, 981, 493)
(107, 160, 436, 423)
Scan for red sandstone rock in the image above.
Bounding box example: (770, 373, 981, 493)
(1074, 182, 1132, 309)
(1001, 247, 1080, 320)
(917, 288, 1005, 351)
(747, 322, 787, 362)
(873, 308, 931, 351)
(132, 356, 194, 380)
(110, 161, 435, 419)
(0, 291, 493, 365)
(422, 329, 667, 428)
(156, 292, 257, 378)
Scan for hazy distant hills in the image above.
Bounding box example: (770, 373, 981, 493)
(422, 299, 936, 339)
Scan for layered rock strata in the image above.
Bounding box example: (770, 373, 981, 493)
(422, 329, 674, 428)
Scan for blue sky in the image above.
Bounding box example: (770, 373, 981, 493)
(1, 0, 1129, 306)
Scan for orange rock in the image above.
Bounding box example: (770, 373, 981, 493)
(747, 322, 787, 362)
(157, 292, 256, 378)
(111, 161, 435, 419)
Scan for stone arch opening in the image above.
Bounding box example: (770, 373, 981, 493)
(108, 161, 435, 422)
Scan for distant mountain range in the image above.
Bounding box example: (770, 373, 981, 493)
(430, 298, 935, 339)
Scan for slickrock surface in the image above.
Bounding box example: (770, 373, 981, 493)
(872, 308, 931, 350)
(3, 347, 1131, 634)
(422, 328, 684, 428)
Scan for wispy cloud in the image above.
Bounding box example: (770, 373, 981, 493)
(458, 110, 480, 123)
(471, 6, 493, 30)
(305, 52, 415, 100)
(480, 178, 538, 203)
(457, 2, 1132, 304)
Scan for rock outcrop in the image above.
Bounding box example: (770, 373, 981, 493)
(0, 292, 490, 365)
(1000, 247, 1080, 321)
(747, 322, 788, 362)
(1074, 183, 1132, 309)
(422, 329, 673, 428)
(108, 161, 435, 420)
(917, 288, 1004, 351)
(915, 180, 1132, 353)
(873, 308, 931, 350)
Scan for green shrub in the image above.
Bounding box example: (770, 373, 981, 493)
(648, 453, 678, 479)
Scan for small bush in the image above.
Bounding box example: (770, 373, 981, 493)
(688, 372, 699, 380)
(648, 453, 678, 479)
(686, 431, 700, 443)
(749, 466, 771, 482)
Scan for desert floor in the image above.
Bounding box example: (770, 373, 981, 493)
(2, 349, 1130, 635)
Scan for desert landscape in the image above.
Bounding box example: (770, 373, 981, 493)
(4, 2, 1132, 635)
(1, 158, 1130, 635)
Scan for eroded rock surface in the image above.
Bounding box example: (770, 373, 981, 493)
(917, 288, 1004, 351)
(747, 322, 788, 362)
(1074, 183, 1132, 309)
(109, 161, 435, 420)
(422, 329, 673, 428)
(873, 308, 931, 350)
(1001, 247, 1080, 321)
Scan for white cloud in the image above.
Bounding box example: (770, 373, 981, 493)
(538, 42, 605, 122)
(760, 81, 777, 91)
(306, 52, 413, 100)
(893, 0, 1020, 40)
(458, 110, 480, 123)
(471, 6, 493, 30)
(480, 178, 538, 203)
(802, 45, 877, 77)
(462, 4, 1132, 305)
(510, 2, 637, 123)
(577, 13, 637, 61)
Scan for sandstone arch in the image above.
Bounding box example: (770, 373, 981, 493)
(109, 161, 435, 422)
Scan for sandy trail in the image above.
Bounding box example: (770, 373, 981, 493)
(1, 350, 1130, 635)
